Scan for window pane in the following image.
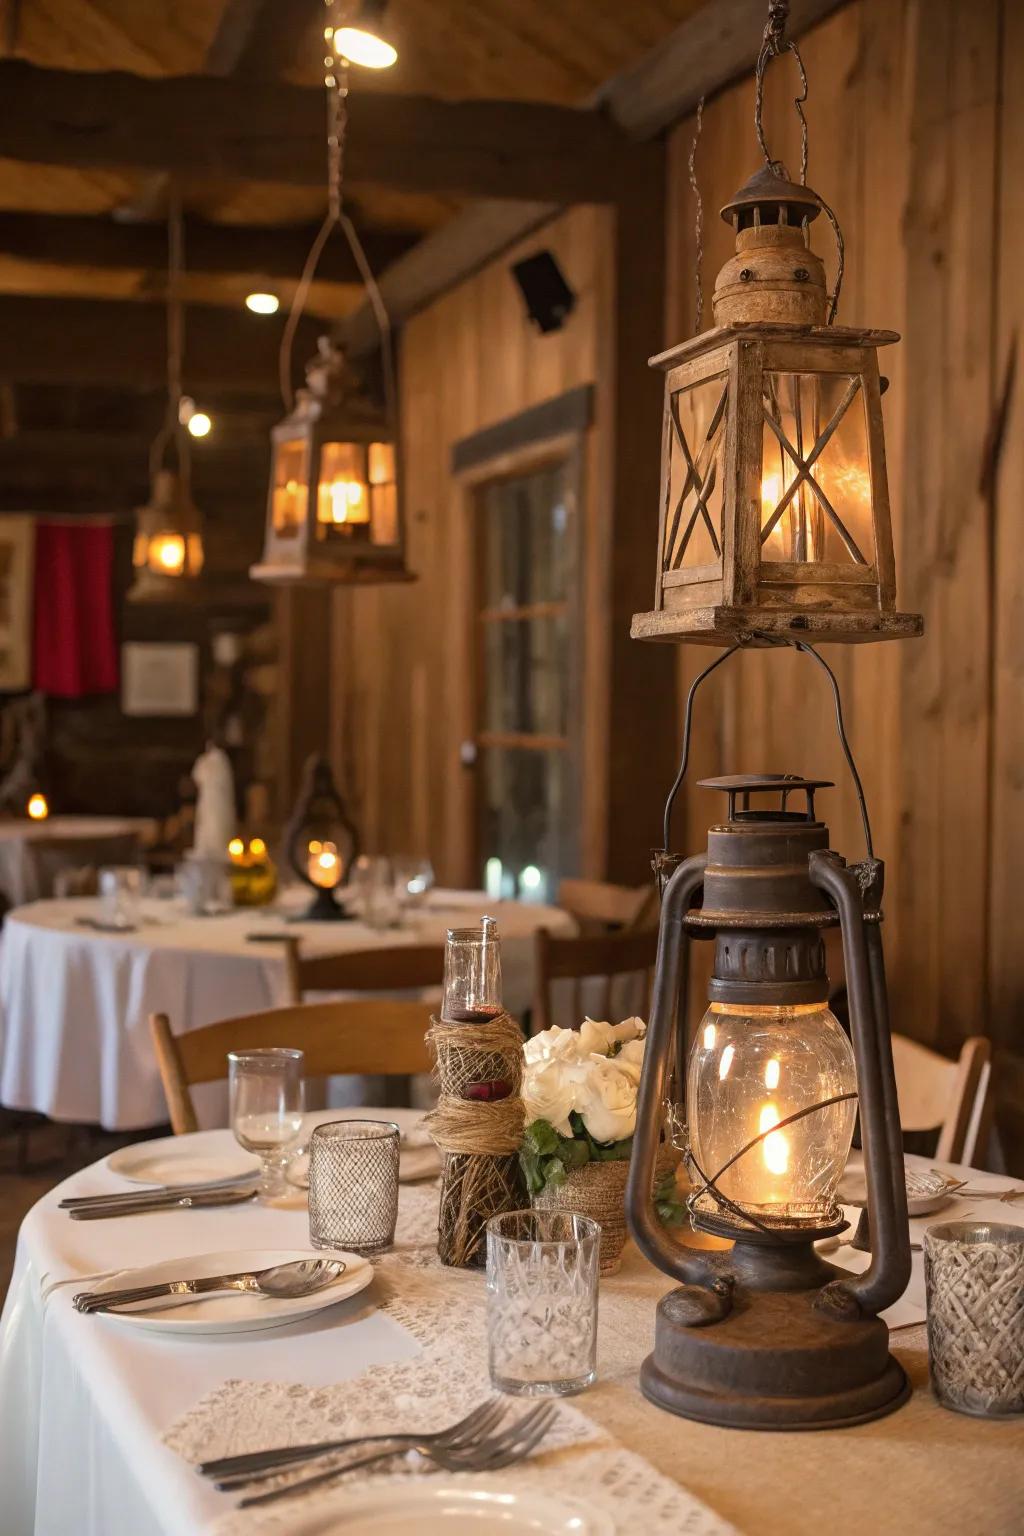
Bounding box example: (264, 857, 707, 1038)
(479, 747, 566, 904)
(761, 372, 874, 565)
(480, 462, 570, 608)
(482, 614, 568, 737)
(664, 376, 727, 571)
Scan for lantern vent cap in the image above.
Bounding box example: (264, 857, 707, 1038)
(720, 165, 823, 229)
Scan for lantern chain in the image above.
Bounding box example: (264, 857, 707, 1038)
(752, 0, 845, 323)
(278, 0, 397, 437)
(149, 187, 190, 493)
(688, 95, 704, 335)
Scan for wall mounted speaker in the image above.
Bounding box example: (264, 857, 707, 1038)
(510, 251, 576, 334)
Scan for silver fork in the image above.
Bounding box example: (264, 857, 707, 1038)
(236, 1402, 558, 1510)
(204, 1398, 507, 1487)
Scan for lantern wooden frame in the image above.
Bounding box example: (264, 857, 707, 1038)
(631, 323, 923, 646)
(251, 343, 411, 588)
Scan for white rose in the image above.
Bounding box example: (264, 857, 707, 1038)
(523, 1026, 585, 1068)
(574, 1055, 638, 1144)
(522, 1060, 577, 1136)
(578, 1016, 647, 1057)
(614, 1036, 646, 1085)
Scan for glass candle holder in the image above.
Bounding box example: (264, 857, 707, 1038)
(308, 1118, 400, 1253)
(442, 917, 503, 1023)
(486, 1210, 600, 1396)
(924, 1220, 1024, 1418)
(98, 866, 143, 930)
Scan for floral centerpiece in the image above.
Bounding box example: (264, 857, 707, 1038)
(519, 1017, 655, 1273)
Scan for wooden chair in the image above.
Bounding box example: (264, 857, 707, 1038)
(281, 938, 445, 1003)
(533, 925, 658, 1035)
(150, 1000, 435, 1135)
(891, 1033, 994, 1166)
(556, 878, 657, 935)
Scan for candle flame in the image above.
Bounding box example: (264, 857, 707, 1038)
(27, 792, 48, 820)
(759, 1102, 790, 1177)
(764, 1057, 780, 1090)
(718, 1043, 735, 1081)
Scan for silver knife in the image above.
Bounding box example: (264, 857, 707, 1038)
(60, 1175, 257, 1210)
(68, 1188, 257, 1221)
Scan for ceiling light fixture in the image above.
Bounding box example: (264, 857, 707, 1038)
(333, 0, 397, 69)
(246, 291, 280, 315)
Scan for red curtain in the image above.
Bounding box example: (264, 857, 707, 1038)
(32, 521, 118, 697)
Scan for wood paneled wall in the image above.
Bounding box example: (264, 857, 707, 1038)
(666, 0, 1022, 1164)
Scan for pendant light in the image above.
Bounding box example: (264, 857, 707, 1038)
(129, 193, 205, 603)
(252, 1, 410, 587)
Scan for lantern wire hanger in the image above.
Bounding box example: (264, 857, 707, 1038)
(150, 191, 189, 490)
(688, 0, 845, 333)
(278, 0, 395, 427)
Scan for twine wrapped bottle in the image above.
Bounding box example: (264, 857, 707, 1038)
(427, 917, 526, 1268)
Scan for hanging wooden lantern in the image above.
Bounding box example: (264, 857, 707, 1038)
(631, 167, 922, 647)
(129, 466, 205, 602)
(251, 338, 410, 587)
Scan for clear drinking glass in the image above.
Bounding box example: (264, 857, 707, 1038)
(442, 917, 503, 1023)
(308, 1118, 400, 1253)
(394, 857, 435, 910)
(486, 1210, 600, 1396)
(350, 854, 398, 928)
(228, 1047, 305, 1200)
(98, 866, 142, 929)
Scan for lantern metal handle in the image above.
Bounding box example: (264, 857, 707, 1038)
(625, 853, 732, 1302)
(809, 851, 911, 1316)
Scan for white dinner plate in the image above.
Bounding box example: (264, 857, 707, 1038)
(287, 1484, 613, 1535)
(84, 1247, 372, 1335)
(106, 1132, 259, 1187)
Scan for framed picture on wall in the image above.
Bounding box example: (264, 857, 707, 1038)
(121, 642, 199, 717)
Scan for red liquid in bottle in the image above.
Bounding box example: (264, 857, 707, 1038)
(446, 1005, 504, 1024)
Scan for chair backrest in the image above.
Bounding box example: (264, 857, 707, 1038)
(150, 999, 435, 1135)
(282, 939, 445, 1003)
(891, 1032, 994, 1165)
(533, 925, 658, 1035)
(557, 878, 657, 934)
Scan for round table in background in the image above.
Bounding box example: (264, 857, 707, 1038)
(0, 815, 154, 906)
(0, 890, 572, 1130)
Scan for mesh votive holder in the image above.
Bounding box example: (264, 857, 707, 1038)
(308, 1118, 400, 1255)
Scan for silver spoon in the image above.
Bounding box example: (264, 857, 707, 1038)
(74, 1258, 346, 1314)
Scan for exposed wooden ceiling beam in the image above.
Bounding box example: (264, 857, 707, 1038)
(0, 295, 322, 392)
(0, 211, 417, 285)
(340, 200, 559, 358)
(598, 0, 851, 140)
(205, 0, 323, 78)
(0, 63, 632, 203)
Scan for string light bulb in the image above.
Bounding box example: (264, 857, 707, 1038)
(246, 292, 280, 315)
(186, 411, 212, 439)
(334, 0, 397, 68)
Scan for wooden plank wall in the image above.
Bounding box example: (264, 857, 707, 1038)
(327, 205, 613, 885)
(666, 0, 1022, 1165)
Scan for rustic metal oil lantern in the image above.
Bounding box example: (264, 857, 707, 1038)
(251, 338, 408, 586)
(626, 770, 911, 1429)
(283, 754, 360, 920)
(130, 467, 205, 601)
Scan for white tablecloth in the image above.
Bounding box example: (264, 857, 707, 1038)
(2, 1138, 1021, 1536)
(0, 817, 154, 906)
(0, 892, 572, 1129)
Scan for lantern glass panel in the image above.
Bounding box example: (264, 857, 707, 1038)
(664, 375, 728, 573)
(368, 441, 398, 546)
(317, 441, 370, 534)
(272, 437, 309, 539)
(687, 1000, 857, 1228)
(760, 372, 874, 566)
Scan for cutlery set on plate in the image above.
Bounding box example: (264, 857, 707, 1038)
(196, 1397, 558, 1509)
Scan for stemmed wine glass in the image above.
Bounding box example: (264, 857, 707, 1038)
(228, 1048, 305, 1201)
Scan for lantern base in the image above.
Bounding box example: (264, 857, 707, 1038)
(291, 887, 352, 922)
(630, 606, 924, 647)
(640, 1265, 910, 1431)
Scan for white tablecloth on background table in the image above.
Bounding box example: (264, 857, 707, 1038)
(0, 817, 154, 906)
(2, 1137, 1022, 1536)
(0, 891, 573, 1129)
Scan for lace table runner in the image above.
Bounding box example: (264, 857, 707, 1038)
(165, 1185, 737, 1535)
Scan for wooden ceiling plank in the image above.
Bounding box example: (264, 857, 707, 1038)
(0, 61, 634, 203)
(0, 210, 418, 283)
(598, 0, 852, 139)
(205, 0, 323, 78)
(0, 293, 322, 392)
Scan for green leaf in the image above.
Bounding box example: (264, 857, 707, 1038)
(654, 1170, 689, 1228)
(542, 1156, 567, 1189)
(523, 1119, 561, 1157)
(560, 1136, 592, 1170)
